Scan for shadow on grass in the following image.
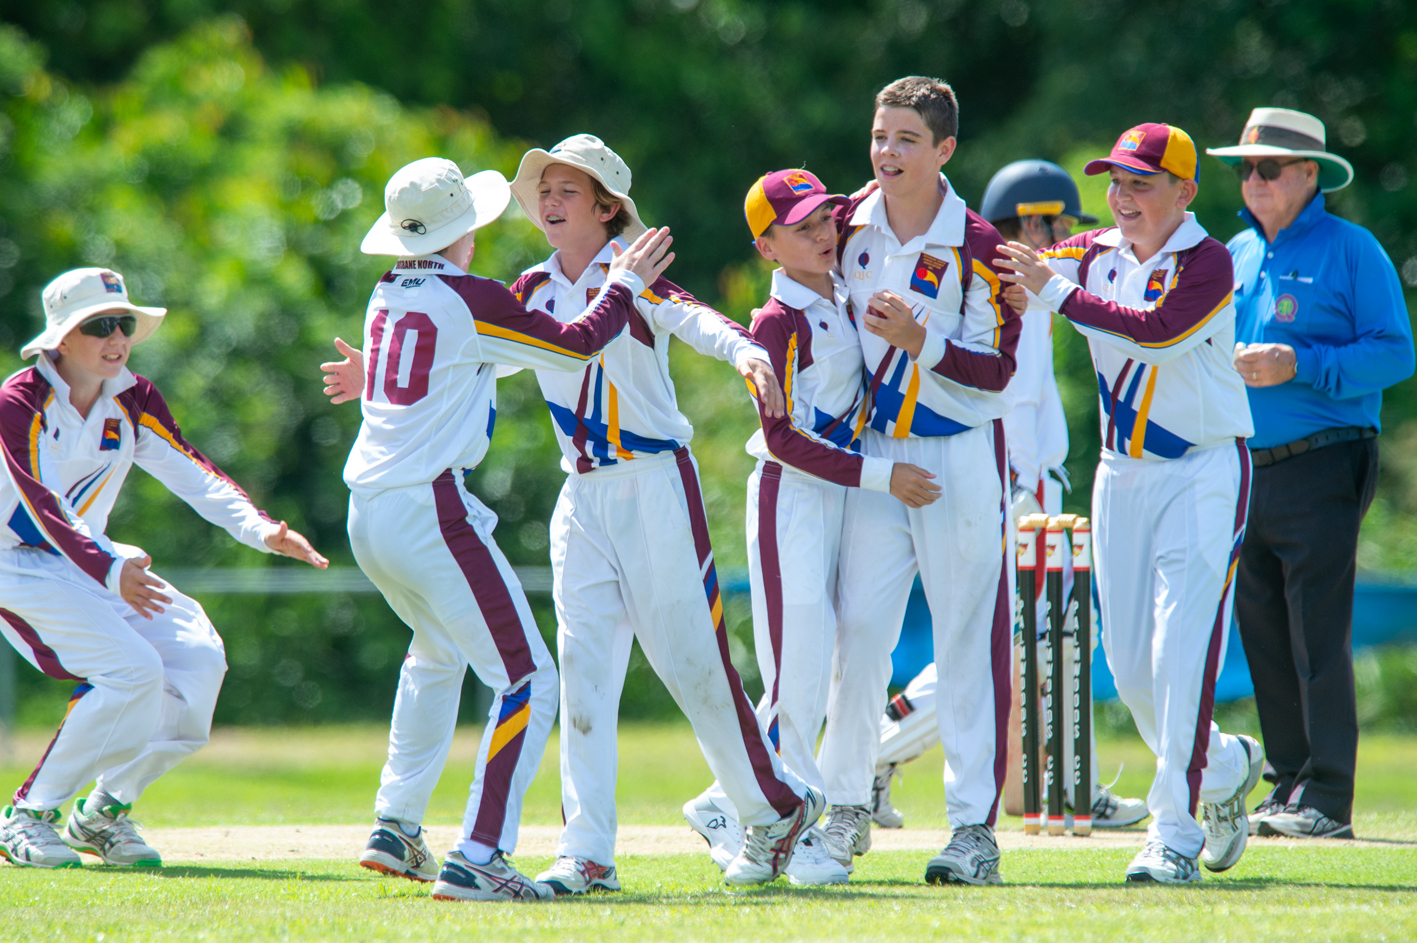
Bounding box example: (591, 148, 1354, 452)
(90, 865, 361, 882)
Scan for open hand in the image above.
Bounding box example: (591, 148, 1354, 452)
(121, 555, 172, 620)
(1234, 342, 1297, 387)
(321, 338, 364, 404)
(609, 227, 675, 287)
(890, 463, 941, 508)
(862, 291, 926, 358)
(994, 242, 1057, 296)
(264, 521, 330, 569)
(741, 357, 785, 419)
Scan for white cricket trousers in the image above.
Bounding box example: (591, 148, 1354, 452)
(552, 448, 808, 865)
(0, 544, 226, 812)
(1094, 440, 1251, 858)
(820, 423, 1013, 827)
(704, 460, 846, 818)
(348, 470, 557, 857)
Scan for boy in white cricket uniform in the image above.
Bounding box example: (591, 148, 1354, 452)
(334, 157, 673, 901)
(681, 170, 942, 885)
(0, 268, 326, 869)
(996, 124, 1265, 884)
(502, 136, 821, 891)
(870, 161, 1147, 832)
(815, 76, 1022, 888)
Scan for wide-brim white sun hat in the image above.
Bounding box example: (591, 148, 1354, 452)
(510, 134, 648, 240)
(361, 158, 511, 257)
(1206, 107, 1354, 193)
(22, 267, 166, 359)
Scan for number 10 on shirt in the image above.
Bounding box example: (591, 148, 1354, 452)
(365, 309, 438, 405)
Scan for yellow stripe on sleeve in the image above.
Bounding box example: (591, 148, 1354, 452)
(1128, 366, 1159, 458)
(474, 321, 595, 361)
(1135, 292, 1232, 350)
(1041, 245, 1087, 260)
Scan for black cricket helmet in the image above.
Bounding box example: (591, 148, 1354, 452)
(979, 159, 1098, 226)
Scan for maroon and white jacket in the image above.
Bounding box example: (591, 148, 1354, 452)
(745, 270, 891, 491)
(0, 355, 279, 594)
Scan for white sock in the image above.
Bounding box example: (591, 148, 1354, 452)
(457, 838, 498, 865)
(396, 820, 421, 839)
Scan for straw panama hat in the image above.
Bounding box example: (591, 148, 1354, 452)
(1206, 107, 1355, 193)
(509, 134, 649, 241)
(22, 268, 166, 359)
(361, 158, 511, 257)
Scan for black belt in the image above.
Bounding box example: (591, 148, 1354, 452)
(1249, 426, 1376, 467)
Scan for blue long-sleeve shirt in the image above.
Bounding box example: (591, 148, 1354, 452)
(1229, 193, 1415, 449)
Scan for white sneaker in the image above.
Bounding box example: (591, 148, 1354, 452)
(1084, 785, 1150, 829)
(723, 786, 825, 887)
(0, 806, 82, 869)
(870, 766, 904, 828)
(535, 856, 621, 895)
(1201, 734, 1264, 872)
(1248, 788, 1287, 836)
(1126, 840, 1201, 884)
(1260, 804, 1354, 839)
(63, 798, 160, 867)
(683, 791, 744, 872)
(430, 850, 555, 902)
(821, 804, 872, 873)
(785, 827, 849, 886)
(924, 824, 1001, 886)
(359, 817, 439, 882)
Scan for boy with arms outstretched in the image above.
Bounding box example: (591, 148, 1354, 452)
(996, 124, 1264, 884)
(0, 268, 326, 869)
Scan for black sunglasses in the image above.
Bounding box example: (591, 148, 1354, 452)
(1235, 158, 1305, 182)
(79, 314, 138, 338)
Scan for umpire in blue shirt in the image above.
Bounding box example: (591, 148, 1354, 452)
(1208, 108, 1415, 839)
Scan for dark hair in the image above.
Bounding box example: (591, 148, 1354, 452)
(875, 76, 959, 145)
(993, 217, 1023, 241)
(590, 178, 630, 238)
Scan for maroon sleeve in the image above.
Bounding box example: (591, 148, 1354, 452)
(0, 373, 117, 587)
(750, 300, 866, 488)
(440, 273, 634, 357)
(509, 271, 552, 305)
(641, 276, 756, 341)
(834, 190, 871, 268)
(1059, 237, 1234, 347)
(926, 213, 1021, 393)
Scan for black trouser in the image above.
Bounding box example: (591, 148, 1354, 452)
(1235, 438, 1379, 825)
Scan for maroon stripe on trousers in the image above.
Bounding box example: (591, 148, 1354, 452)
(469, 680, 531, 847)
(15, 682, 92, 804)
(986, 418, 1013, 827)
(758, 462, 785, 712)
(431, 470, 537, 682)
(673, 448, 800, 818)
(1, 609, 82, 681)
(1185, 439, 1253, 815)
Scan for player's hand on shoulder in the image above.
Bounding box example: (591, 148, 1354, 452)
(994, 242, 1055, 295)
(321, 337, 364, 404)
(740, 356, 785, 419)
(889, 462, 940, 508)
(120, 555, 172, 620)
(264, 521, 330, 569)
(609, 227, 675, 287)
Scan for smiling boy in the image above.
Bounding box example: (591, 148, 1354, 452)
(995, 124, 1265, 883)
(816, 76, 1021, 886)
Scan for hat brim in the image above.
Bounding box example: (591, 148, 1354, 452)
(1204, 145, 1354, 192)
(775, 193, 850, 229)
(21, 301, 166, 359)
(509, 149, 649, 241)
(360, 170, 511, 256)
(1084, 157, 1161, 177)
(1074, 212, 1100, 225)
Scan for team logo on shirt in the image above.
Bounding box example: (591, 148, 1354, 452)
(785, 172, 815, 194)
(100, 418, 122, 451)
(1143, 268, 1169, 302)
(546, 298, 555, 313)
(1120, 129, 1145, 151)
(910, 253, 948, 299)
(1274, 293, 1298, 322)
(858, 250, 869, 268)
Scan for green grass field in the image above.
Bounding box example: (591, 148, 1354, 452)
(0, 724, 1413, 941)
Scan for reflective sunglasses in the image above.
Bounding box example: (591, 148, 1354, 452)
(1235, 158, 1305, 182)
(78, 314, 138, 338)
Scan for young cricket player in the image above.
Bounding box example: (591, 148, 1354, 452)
(681, 169, 942, 886)
(0, 267, 327, 869)
(330, 156, 673, 901)
(869, 161, 1147, 834)
(995, 124, 1265, 884)
(815, 76, 1022, 886)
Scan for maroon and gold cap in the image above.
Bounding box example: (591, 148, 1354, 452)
(744, 169, 847, 238)
(1084, 123, 1198, 181)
